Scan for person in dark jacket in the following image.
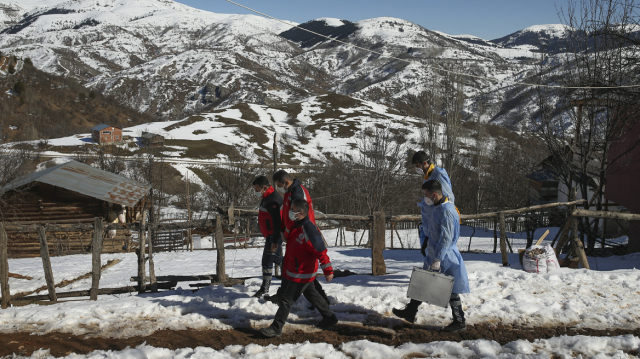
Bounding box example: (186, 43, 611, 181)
(267, 170, 330, 308)
(252, 176, 284, 298)
(260, 198, 338, 338)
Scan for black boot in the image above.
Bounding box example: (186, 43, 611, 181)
(316, 314, 338, 328)
(392, 299, 421, 324)
(441, 302, 466, 332)
(253, 278, 271, 298)
(264, 285, 282, 305)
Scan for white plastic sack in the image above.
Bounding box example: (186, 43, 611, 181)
(523, 244, 559, 274)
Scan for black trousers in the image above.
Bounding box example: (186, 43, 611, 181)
(261, 235, 283, 281)
(271, 278, 335, 332)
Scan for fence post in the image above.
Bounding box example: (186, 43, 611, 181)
(216, 215, 226, 282)
(137, 211, 147, 294)
(499, 213, 509, 266)
(570, 216, 590, 269)
(493, 218, 498, 253)
(38, 226, 57, 302)
(371, 212, 387, 275)
(90, 217, 104, 300)
(148, 220, 157, 293)
(0, 224, 10, 309)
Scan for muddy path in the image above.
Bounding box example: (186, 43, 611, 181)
(2, 324, 639, 357)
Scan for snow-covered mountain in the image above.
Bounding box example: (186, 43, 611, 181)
(490, 24, 575, 53)
(0, 0, 569, 130)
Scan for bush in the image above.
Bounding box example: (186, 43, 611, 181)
(13, 80, 25, 94)
(79, 92, 86, 99)
(7, 64, 15, 74)
(24, 58, 33, 66)
(88, 90, 96, 99)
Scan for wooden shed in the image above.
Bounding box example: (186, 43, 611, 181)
(91, 124, 123, 144)
(141, 132, 164, 148)
(1, 161, 152, 258)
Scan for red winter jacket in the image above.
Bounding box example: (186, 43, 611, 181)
(282, 179, 315, 238)
(258, 186, 283, 239)
(283, 216, 333, 283)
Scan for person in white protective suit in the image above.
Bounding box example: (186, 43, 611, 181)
(411, 151, 455, 259)
(392, 179, 470, 332)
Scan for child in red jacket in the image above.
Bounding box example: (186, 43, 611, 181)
(260, 198, 338, 338)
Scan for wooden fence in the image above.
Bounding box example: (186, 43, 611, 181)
(2, 199, 640, 309)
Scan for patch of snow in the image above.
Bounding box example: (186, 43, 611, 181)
(521, 24, 573, 37)
(13, 335, 640, 358)
(316, 17, 345, 27)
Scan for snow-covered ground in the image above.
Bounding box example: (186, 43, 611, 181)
(2, 227, 639, 341)
(14, 334, 640, 359)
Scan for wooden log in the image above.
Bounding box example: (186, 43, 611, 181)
(499, 212, 509, 266)
(572, 209, 640, 221)
(554, 218, 573, 255)
(4, 223, 94, 233)
(0, 224, 9, 309)
(90, 218, 104, 300)
(16, 286, 139, 301)
(137, 208, 148, 294)
(460, 200, 586, 220)
(215, 216, 226, 282)
(570, 216, 590, 269)
(131, 275, 218, 282)
(37, 227, 57, 302)
(371, 212, 387, 276)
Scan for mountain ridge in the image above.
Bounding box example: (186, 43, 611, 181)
(0, 0, 578, 132)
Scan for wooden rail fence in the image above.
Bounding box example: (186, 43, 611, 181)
(2, 199, 639, 309)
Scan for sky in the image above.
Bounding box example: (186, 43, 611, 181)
(174, 0, 568, 40)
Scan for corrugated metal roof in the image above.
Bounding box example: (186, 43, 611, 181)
(92, 124, 110, 131)
(2, 161, 151, 207)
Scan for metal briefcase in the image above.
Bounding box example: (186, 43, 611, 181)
(407, 267, 454, 308)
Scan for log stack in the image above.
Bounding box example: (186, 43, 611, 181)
(2, 192, 130, 258)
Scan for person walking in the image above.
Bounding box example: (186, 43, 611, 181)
(260, 198, 338, 338)
(393, 180, 470, 332)
(411, 151, 456, 259)
(269, 170, 330, 307)
(251, 176, 283, 298)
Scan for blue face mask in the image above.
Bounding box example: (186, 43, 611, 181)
(424, 196, 434, 206)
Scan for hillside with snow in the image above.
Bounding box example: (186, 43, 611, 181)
(0, 0, 565, 131)
(7, 94, 496, 166)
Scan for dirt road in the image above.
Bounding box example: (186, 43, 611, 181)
(2, 324, 639, 357)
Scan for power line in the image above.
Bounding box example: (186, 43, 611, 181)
(224, 0, 640, 90)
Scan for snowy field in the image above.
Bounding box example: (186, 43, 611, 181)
(2, 227, 639, 358)
(16, 335, 640, 359)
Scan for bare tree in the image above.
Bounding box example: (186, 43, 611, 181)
(532, 0, 640, 250)
(437, 63, 466, 181)
(203, 152, 266, 210)
(350, 125, 415, 215)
